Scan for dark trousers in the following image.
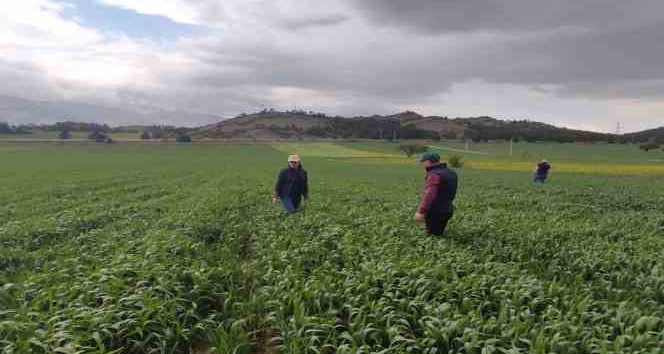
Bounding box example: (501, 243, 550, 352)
(425, 211, 454, 236)
(281, 195, 302, 213)
(533, 173, 547, 183)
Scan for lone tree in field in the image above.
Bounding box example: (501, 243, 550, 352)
(639, 141, 661, 152)
(400, 144, 428, 157)
(58, 130, 71, 140)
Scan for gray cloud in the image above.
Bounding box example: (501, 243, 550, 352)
(346, 0, 664, 33)
(2, 0, 664, 132)
(0, 59, 56, 100)
(279, 14, 349, 30)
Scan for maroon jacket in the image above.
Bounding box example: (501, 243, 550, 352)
(417, 163, 458, 214)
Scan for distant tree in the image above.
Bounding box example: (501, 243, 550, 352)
(151, 129, 163, 139)
(305, 126, 328, 137)
(175, 131, 192, 143)
(400, 144, 428, 157)
(88, 130, 108, 143)
(58, 130, 71, 139)
(0, 122, 11, 134)
(639, 141, 660, 152)
(13, 125, 31, 134)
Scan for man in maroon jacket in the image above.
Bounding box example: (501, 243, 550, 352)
(415, 152, 458, 236)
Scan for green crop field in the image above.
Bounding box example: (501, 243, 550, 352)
(1, 141, 664, 353)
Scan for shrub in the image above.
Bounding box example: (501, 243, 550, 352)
(88, 130, 108, 143)
(176, 132, 192, 143)
(639, 141, 660, 152)
(448, 154, 464, 168)
(58, 130, 71, 140)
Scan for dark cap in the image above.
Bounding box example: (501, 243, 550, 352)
(419, 152, 440, 162)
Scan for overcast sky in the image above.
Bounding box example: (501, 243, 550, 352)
(2, 0, 664, 132)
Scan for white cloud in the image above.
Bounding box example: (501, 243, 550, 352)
(96, 0, 351, 30)
(0, 1, 176, 102)
(97, 0, 204, 25)
(0, 1, 102, 47)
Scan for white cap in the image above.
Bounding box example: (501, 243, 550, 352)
(288, 154, 301, 162)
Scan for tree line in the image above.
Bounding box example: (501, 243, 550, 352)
(3, 115, 664, 146)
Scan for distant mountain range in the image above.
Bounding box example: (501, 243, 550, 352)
(1, 95, 663, 143)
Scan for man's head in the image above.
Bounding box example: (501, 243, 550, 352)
(419, 152, 441, 168)
(288, 154, 301, 169)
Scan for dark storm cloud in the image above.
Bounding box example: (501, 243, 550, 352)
(333, 0, 664, 101)
(346, 0, 664, 33)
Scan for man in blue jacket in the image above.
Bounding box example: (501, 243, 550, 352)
(533, 159, 551, 183)
(273, 154, 309, 213)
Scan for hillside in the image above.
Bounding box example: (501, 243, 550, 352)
(194, 110, 614, 142)
(195, 110, 467, 140)
(197, 111, 329, 139)
(623, 127, 664, 143)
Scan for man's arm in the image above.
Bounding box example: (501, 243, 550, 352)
(302, 171, 309, 200)
(274, 170, 284, 199)
(417, 173, 441, 214)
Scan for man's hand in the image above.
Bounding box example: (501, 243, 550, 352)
(272, 196, 279, 203)
(414, 212, 425, 223)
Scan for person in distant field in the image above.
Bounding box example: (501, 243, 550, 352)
(533, 159, 551, 183)
(273, 154, 308, 213)
(415, 152, 458, 236)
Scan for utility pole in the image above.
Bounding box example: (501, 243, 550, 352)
(616, 122, 621, 135)
(510, 137, 513, 156)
